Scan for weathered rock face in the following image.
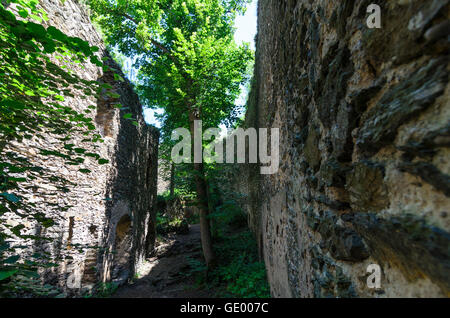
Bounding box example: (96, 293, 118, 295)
(235, 0, 449, 297)
(2, 0, 159, 295)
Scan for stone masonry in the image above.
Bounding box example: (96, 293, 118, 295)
(231, 0, 449, 297)
(2, 0, 159, 295)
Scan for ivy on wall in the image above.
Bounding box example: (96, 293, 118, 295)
(0, 0, 132, 296)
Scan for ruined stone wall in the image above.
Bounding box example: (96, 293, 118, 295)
(3, 0, 159, 295)
(236, 0, 449, 297)
(157, 159, 170, 195)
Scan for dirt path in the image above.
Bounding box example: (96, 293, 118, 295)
(112, 224, 214, 298)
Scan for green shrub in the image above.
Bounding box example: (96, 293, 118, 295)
(156, 213, 189, 235)
(185, 230, 270, 298)
(83, 282, 118, 298)
(223, 260, 269, 298)
(212, 231, 270, 298)
(155, 194, 189, 234)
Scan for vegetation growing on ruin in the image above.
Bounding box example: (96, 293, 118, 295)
(2, 0, 449, 300)
(179, 162, 269, 297)
(185, 229, 270, 298)
(0, 0, 132, 296)
(86, 0, 253, 268)
(0, 0, 267, 298)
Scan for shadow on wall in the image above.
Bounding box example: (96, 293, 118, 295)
(89, 52, 160, 287)
(22, 51, 159, 295)
(112, 213, 133, 282)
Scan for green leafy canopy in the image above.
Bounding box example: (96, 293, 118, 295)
(87, 0, 254, 204)
(87, 0, 253, 133)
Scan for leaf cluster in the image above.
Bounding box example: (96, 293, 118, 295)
(0, 1, 127, 296)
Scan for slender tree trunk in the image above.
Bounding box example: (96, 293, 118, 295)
(205, 179, 217, 238)
(189, 111, 216, 268)
(194, 162, 216, 268)
(169, 162, 175, 197)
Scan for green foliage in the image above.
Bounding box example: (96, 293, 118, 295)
(94, 282, 119, 297)
(156, 212, 188, 235)
(213, 231, 270, 298)
(86, 0, 253, 206)
(176, 161, 270, 297)
(185, 230, 270, 298)
(83, 282, 119, 298)
(0, 1, 134, 296)
(155, 194, 189, 234)
(203, 162, 248, 239)
(1, 273, 60, 297)
(163, 163, 197, 199)
(156, 163, 269, 297)
(0, 0, 256, 297)
(208, 196, 247, 231)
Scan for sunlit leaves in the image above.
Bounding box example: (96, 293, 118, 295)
(0, 2, 128, 296)
(17, 9, 28, 19)
(47, 26, 66, 42)
(113, 73, 124, 82)
(106, 91, 120, 99)
(0, 269, 18, 281)
(86, 0, 252, 130)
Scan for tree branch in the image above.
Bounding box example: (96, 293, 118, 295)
(104, 7, 192, 111)
(113, 10, 192, 83)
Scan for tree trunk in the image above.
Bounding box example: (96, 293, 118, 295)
(205, 179, 217, 238)
(189, 111, 216, 268)
(169, 162, 175, 197)
(194, 162, 216, 268)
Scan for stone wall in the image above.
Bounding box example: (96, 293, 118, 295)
(157, 160, 170, 195)
(235, 0, 449, 297)
(2, 0, 159, 295)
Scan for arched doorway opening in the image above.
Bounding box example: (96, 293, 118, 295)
(112, 214, 132, 282)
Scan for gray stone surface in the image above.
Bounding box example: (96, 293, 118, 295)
(2, 0, 159, 295)
(228, 0, 449, 297)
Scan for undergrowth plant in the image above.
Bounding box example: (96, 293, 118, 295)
(185, 229, 270, 298)
(82, 282, 118, 298)
(183, 188, 270, 298)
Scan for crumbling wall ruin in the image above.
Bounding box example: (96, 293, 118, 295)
(234, 0, 449, 297)
(2, 0, 159, 295)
